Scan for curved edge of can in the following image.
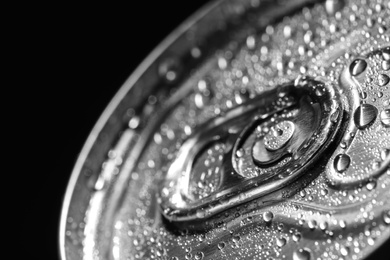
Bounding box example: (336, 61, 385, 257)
(58, 1, 224, 259)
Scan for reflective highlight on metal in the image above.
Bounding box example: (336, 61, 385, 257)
(60, 0, 390, 259)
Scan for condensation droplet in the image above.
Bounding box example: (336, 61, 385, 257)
(308, 220, 317, 230)
(319, 221, 328, 231)
(325, 0, 345, 15)
(382, 60, 390, 71)
(276, 237, 286, 247)
(246, 35, 256, 49)
(340, 246, 350, 256)
(366, 180, 377, 191)
(381, 148, 390, 161)
(263, 211, 274, 223)
(158, 59, 180, 82)
(194, 252, 204, 260)
(129, 116, 140, 129)
(380, 109, 390, 127)
(293, 248, 311, 260)
(217, 242, 225, 250)
(349, 59, 367, 76)
(383, 210, 390, 225)
(378, 74, 390, 86)
(383, 47, 390, 61)
(334, 154, 351, 173)
(292, 233, 301, 242)
(339, 219, 347, 229)
(353, 104, 378, 129)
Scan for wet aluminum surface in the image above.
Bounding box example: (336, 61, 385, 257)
(60, 0, 390, 259)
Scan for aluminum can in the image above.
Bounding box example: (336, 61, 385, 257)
(60, 0, 390, 259)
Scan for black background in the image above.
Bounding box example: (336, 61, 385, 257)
(20, 1, 388, 259)
(24, 1, 211, 259)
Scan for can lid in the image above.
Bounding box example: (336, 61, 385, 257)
(60, 0, 390, 259)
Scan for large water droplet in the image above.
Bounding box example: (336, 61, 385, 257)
(276, 237, 286, 247)
(349, 59, 367, 76)
(340, 246, 350, 256)
(382, 47, 390, 61)
(380, 109, 390, 127)
(378, 74, 390, 86)
(325, 0, 345, 15)
(263, 211, 274, 223)
(353, 104, 378, 129)
(381, 148, 390, 161)
(382, 60, 390, 71)
(334, 154, 351, 173)
(293, 248, 311, 260)
(383, 210, 390, 225)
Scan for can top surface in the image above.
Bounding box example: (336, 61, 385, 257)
(60, 0, 390, 259)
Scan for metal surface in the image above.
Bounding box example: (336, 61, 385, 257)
(60, 0, 390, 259)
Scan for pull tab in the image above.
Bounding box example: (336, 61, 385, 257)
(159, 77, 342, 222)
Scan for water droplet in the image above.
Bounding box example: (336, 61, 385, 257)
(308, 220, 317, 230)
(234, 90, 249, 104)
(339, 220, 347, 229)
(276, 237, 286, 247)
(382, 60, 390, 71)
(380, 109, 390, 127)
(283, 25, 292, 38)
(196, 209, 206, 219)
(366, 18, 375, 28)
(383, 47, 390, 61)
(381, 148, 390, 161)
(246, 35, 256, 49)
(236, 148, 244, 158)
(158, 58, 180, 82)
(378, 74, 390, 86)
(191, 47, 201, 58)
(319, 221, 328, 230)
(129, 116, 140, 129)
(293, 248, 311, 260)
(334, 154, 351, 173)
(218, 57, 228, 70)
(217, 242, 225, 250)
(292, 233, 301, 242)
(383, 210, 390, 225)
(366, 180, 377, 191)
(263, 211, 274, 223)
(340, 246, 350, 256)
(349, 59, 367, 76)
(194, 252, 204, 260)
(378, 25, 387, 34)
(325, 0, 345, 15)
(353, 104, 378, 129)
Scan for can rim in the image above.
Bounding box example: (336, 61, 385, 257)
(58, 1, 223, 259)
